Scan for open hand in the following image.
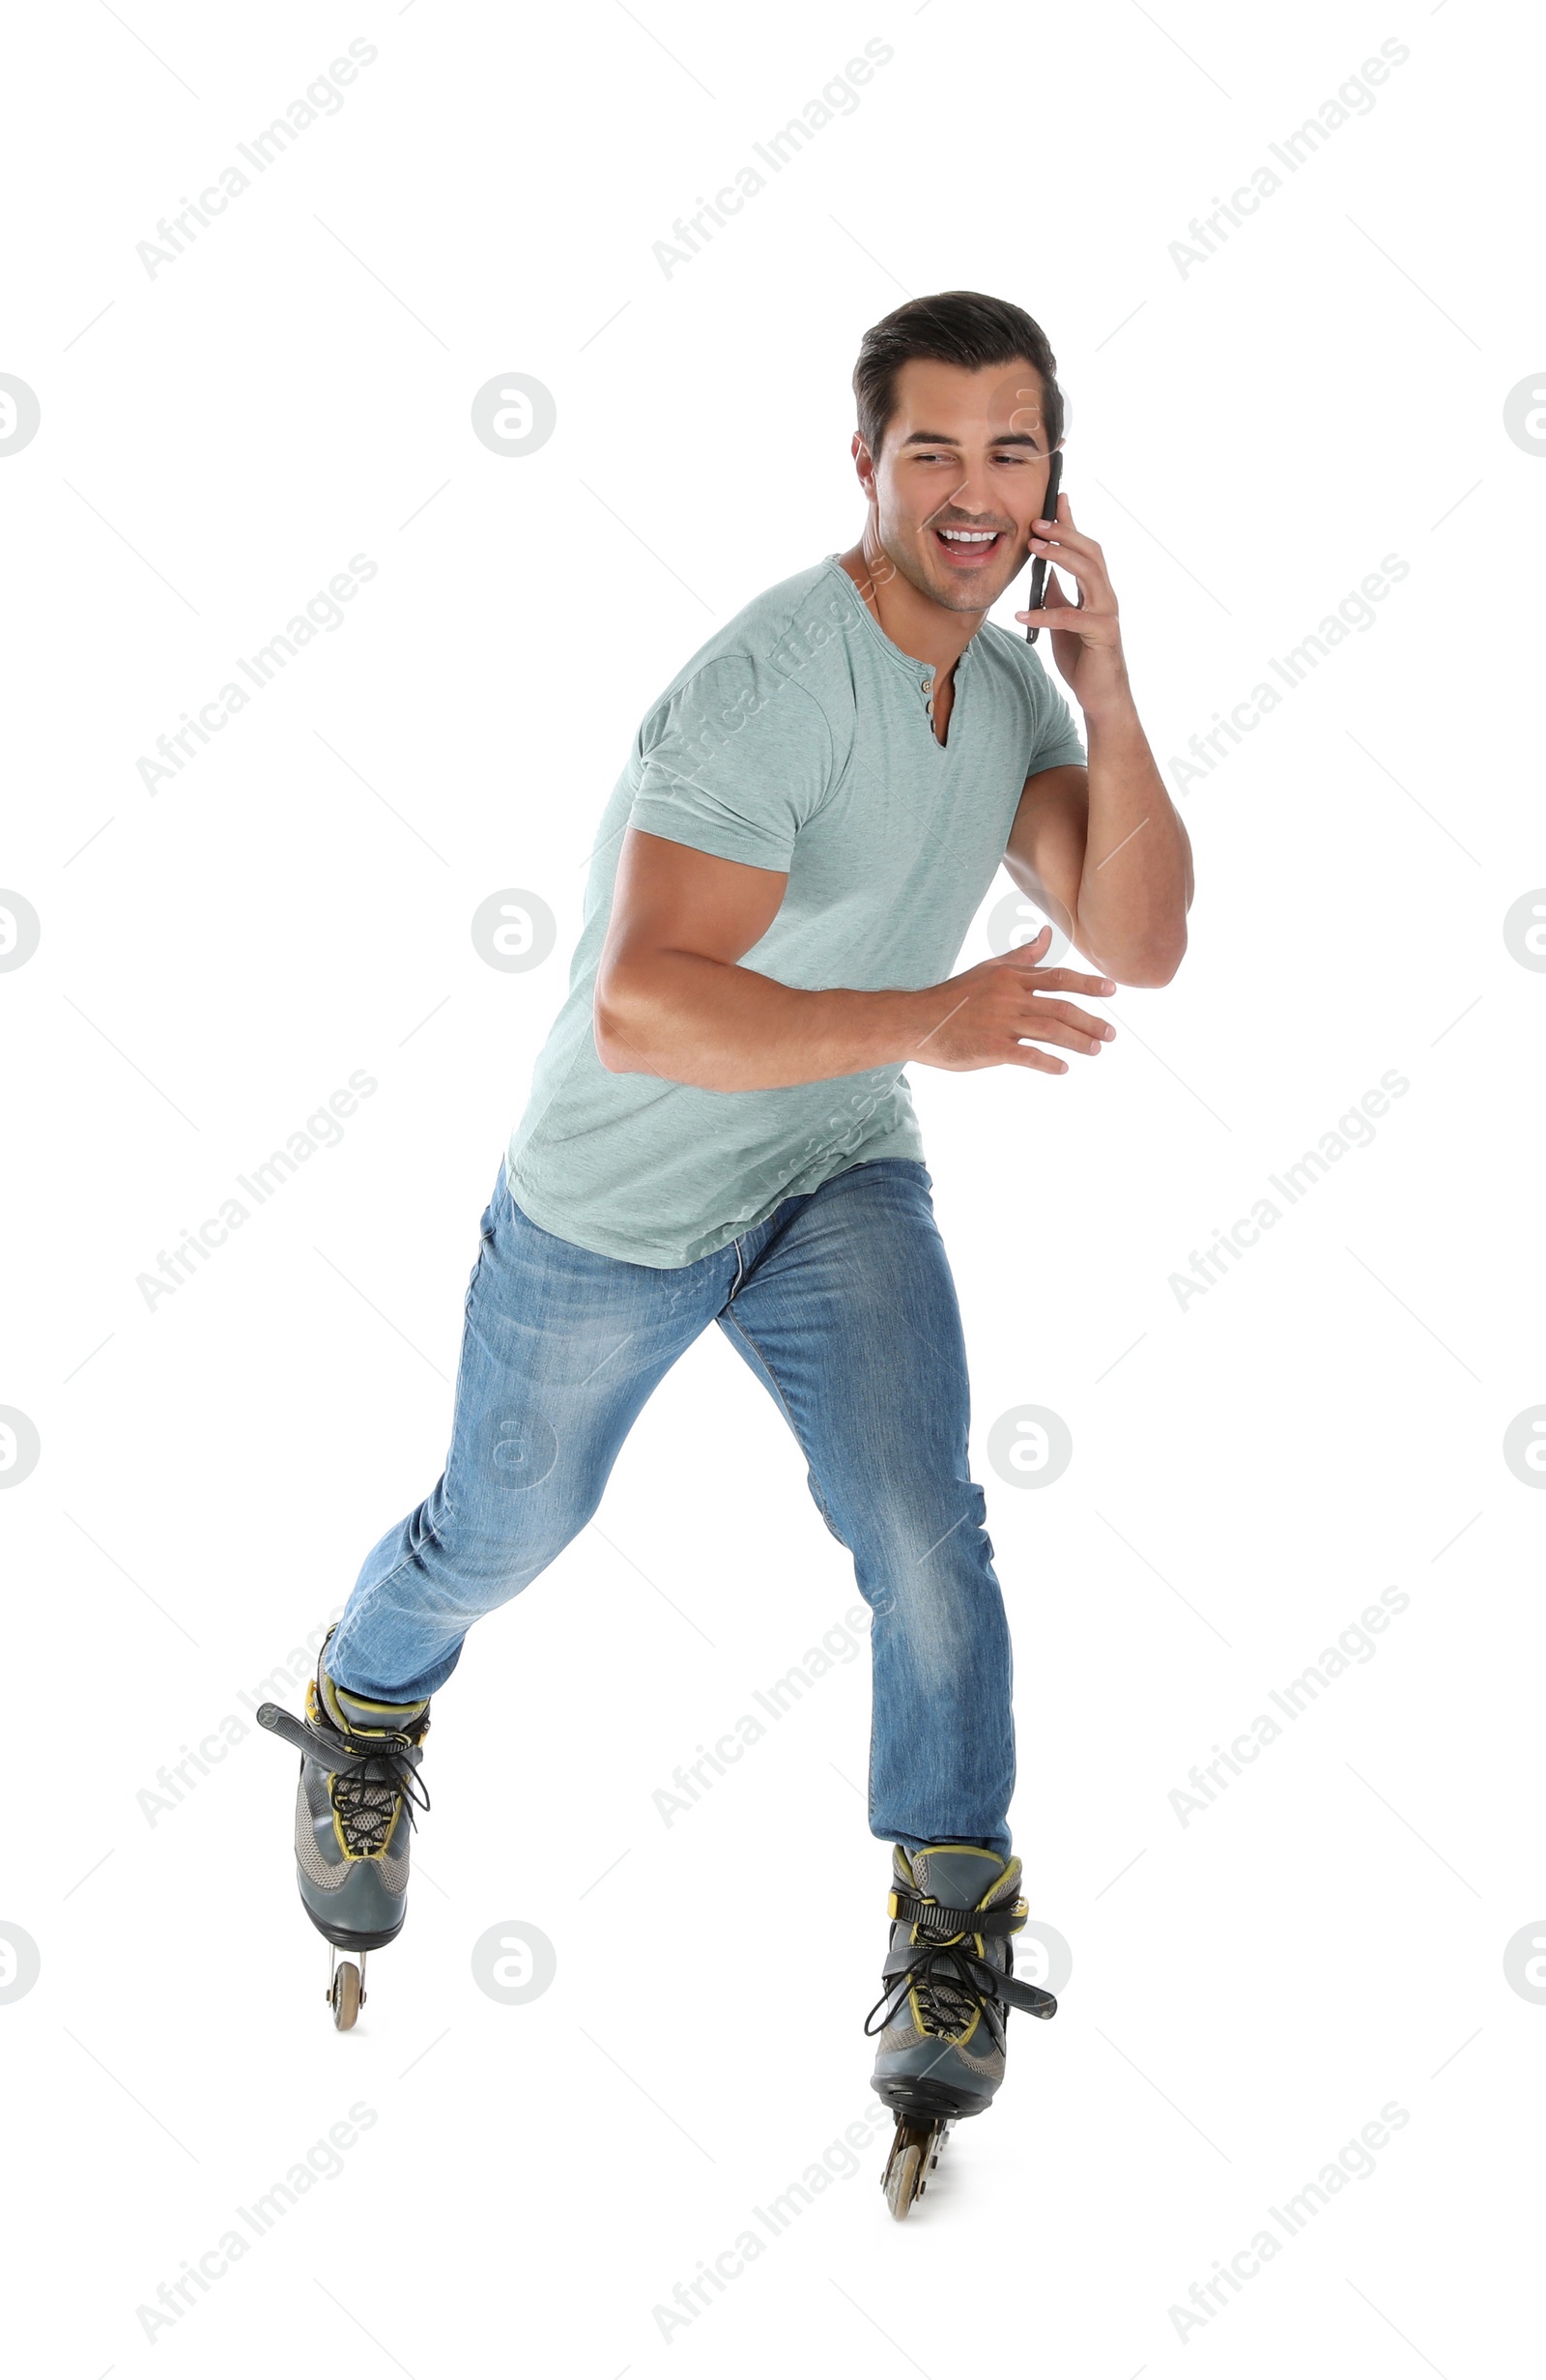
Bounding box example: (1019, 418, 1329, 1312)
(908, 923, 1117, 1075)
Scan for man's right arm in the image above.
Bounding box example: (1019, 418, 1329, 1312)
(592, 827, 1118, 1092)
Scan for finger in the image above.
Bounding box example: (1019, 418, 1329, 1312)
(1002, 1042, 1071, 1075)
(1016, 961, 1118, 994)
(1016, 596, 1102, 614)
(1020, 998, 1117, 1042)
(1027, 544, 1090, 589)
(1029, 508, 1095, 549)
(1027, 528, 1113, 605)
(1015, 607, 1119, 636)
(1028, 542, 1109, 608)
(993, 936, 1091, 974)
(1013, 1018, 1108, 1056)
(1025, 563, 1089, 614)
(1038, 971, 1118, 997)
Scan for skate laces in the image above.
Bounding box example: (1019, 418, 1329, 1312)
(328, 1727, 430, 1857)
(866, 1946, 1014, 2044)
(864, 1880, 1054, 2045)
(255, 1692, 431, 1857)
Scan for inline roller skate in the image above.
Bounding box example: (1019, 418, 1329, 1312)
(865, 1843, 1057, 2218)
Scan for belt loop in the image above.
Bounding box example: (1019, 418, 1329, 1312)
(729, 1235, 745, 1299)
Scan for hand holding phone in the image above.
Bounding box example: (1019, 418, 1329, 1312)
(1024, 448, 1063, 645)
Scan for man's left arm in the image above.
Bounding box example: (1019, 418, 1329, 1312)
(1007, 494, 1193, 989)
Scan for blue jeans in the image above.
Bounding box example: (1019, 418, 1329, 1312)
(329, 1156, 1016, 1857)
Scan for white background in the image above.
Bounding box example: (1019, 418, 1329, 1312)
(2, 0, 1542, 2372)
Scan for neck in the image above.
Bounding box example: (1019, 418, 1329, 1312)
(836, 535, 984, 681)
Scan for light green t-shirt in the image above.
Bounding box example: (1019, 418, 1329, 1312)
(506, 554, 1086, 1268)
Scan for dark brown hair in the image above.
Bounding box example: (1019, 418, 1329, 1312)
(852, 289, 1064, 459)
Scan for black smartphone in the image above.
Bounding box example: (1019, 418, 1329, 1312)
(1024, 448, 1063, 644)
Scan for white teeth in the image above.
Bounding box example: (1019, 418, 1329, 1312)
(940, 529, 996, 542)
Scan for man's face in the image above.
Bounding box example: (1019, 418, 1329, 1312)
(856, 356, 1058, 614)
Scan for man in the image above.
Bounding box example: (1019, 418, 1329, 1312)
(260, 291, 1192, 2196)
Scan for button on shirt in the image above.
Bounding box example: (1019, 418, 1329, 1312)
(506, 554, 1087, 1267)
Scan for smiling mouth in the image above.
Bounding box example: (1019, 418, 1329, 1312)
(932, 527, 1005, 567)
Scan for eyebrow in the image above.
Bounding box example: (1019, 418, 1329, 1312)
(898, 427, 1046, 451)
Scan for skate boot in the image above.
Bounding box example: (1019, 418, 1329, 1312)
(864, 1843, 1057, 2218)
(256, 1625, 431, 2030)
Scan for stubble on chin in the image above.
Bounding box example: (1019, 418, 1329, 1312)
(904, 529, 1027, 615)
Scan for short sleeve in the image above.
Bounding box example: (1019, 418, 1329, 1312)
(628, 654, 834, 873)
(1024, 655, 1087, 776)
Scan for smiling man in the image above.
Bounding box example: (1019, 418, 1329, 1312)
(260, 289, 1191, 2201)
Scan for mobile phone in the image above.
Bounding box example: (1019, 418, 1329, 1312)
(1024, 448, 1063, 644)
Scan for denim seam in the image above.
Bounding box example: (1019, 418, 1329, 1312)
(718, 1307, 801, 1441)
(720, 1306, 882, 1833)
(720, 1308, 862, 1563)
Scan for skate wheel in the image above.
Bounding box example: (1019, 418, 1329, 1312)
(881, 2117, 952, 2218)
(885, 2138, 922, 2219)
(329, 1961, 362, 2030)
